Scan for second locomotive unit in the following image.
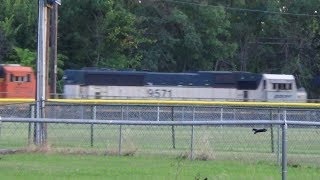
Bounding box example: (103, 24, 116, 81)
(63, 68, 307, 102)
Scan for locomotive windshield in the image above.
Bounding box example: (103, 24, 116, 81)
(236, 73, 262, 90)
(0, 66, 5, 78)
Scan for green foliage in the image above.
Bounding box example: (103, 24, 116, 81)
(0, 15, 21, 42)
(13, 47, 36, 68)
(133, 1, 236, 72)
(0, 0, 37, 63)
(55, 54, 67, 93)
(0, 27, 10, 61)
(0, 0, 37, 48)
(59, 0, 146, 69)
(1, 0, 320, 96)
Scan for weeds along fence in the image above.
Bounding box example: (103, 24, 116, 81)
(1, 100, 320, 179)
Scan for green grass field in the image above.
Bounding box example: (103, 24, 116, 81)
(0, 153, 320, 180)
(1, 123, 320, 167)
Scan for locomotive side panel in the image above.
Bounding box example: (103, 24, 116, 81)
(64, 85, 81, 99)
(73, 85, 239, 100)
(144, 86, 238, 100)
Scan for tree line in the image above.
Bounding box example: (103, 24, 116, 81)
(0, 0, 320, 97)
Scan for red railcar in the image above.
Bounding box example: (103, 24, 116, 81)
(0, 64, 36, 98)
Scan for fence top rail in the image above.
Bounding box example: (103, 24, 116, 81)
(1, 118, 320, 126)
(40, 103, 320, 111)
(1, 98, 320, 109)
(47, 99, 320, 108)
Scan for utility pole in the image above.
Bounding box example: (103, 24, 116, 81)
(35, 0, 48, 145)
(35, 0, 61, 146)
(49, 3, 58, 98)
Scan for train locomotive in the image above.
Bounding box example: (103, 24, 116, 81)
(0, 64, 36, 98)
(0, 64, 306, 102)
(63, 68, 307, 102)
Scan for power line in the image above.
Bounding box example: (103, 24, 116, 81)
(248, 42, 298, 45)
(162, 0, 320, 17)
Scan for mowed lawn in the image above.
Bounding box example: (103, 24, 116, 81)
(0, 153, 320, 180)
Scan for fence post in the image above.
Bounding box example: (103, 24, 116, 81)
(29, 105, 35, 145)
(277, 108, 281, 165)
(119, 105, 123, 156)
(90, 105, 96, 147)
(171, 106, 176, 149)
(270, 109, 274, 153)
(157, 106, 160, 121)
(182, 107, 185, 121)
(282, 109, 288, 180)
(190, 107, 195, 160)
(220, 107, 223, 128)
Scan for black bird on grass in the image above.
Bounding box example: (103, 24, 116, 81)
(252, 128, 267, 134)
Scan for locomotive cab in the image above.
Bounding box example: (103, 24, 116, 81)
(0, 64, 36, 98)
(261, 74, 306, 102)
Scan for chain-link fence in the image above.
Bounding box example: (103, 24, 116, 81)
(1, 102, 320, 178)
